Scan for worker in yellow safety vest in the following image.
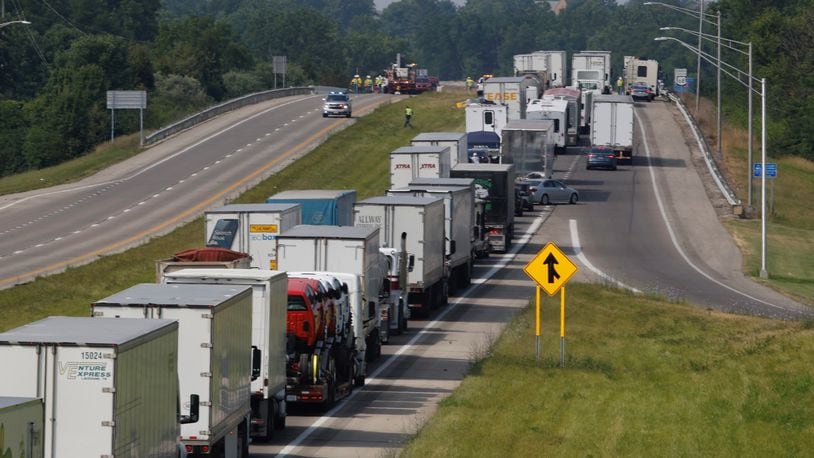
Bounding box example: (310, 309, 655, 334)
(364, 75, 373, 93)
(351, 74, 362, 93)
(616, 76, 624, 95)
(465, 76, 474, 92)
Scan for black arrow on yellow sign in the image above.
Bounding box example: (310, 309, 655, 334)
(544, 252, 560, 284)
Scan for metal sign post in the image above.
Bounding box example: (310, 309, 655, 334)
(523, 242, 578, 367)
(106, 90, 147, 145)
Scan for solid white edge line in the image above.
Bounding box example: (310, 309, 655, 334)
(276, 209, 548, 457)
(634, 110, 788, 312)
(569, 219, 641, 294)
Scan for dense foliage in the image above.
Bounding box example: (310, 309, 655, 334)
(0, 0, 811, 176)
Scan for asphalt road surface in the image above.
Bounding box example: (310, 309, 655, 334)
(0, 92, 397, 289)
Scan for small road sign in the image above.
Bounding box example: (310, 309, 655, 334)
(754, 163, 777, 178)
(523, 242, 578, 296)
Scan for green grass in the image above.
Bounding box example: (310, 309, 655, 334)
(0, 134, 145, 196)
(403, 283, 814, 457)
(0, 90, 467, 332)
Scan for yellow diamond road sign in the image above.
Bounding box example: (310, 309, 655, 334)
(523, 242, 578, 296)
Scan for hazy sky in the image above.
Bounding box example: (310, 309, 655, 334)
(374, 0, 630, 11)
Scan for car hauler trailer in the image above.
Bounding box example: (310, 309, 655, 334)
(92, 284, 253, 457)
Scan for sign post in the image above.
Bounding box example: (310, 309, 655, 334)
(106, 90, 147, 145)
(523, 242, 578, 366)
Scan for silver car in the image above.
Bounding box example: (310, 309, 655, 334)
(522, 179, 579, 205)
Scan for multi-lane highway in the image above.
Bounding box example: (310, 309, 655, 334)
(251, 100, 811, 457)
(0, 93, 397, 289)
(0, 89, 810, 457)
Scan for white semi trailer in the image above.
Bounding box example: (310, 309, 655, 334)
(591, 94, 636, 163)
(0, 317, 190, 458)
(411, 132, 468, 168)
(0, 397, 44, 458)
(390, 146, 452, 189)
(162, 268, 289, 441)
(92, 284, 254, 457)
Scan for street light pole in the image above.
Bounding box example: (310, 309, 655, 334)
(696, 0, 703, 113)
(0, 19, 30, 29)
(747, 42, 753, 208)
(716, 11, 722, 160)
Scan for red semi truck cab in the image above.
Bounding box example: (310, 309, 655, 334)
(286, 278, 325, 349)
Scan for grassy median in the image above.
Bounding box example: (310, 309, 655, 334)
(0, 89, 467, 332)
(403, 283, 814, 456)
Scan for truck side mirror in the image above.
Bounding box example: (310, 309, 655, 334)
(251, 346, 262, 381)
(408, 255, 415, 272)
(450, 240, 457, 255)
(179, 394, 200, 424)
(341, 283, 348, 294)
(368, 301, 376, 319)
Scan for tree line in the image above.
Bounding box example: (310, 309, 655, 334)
(0, 0, 811, 176)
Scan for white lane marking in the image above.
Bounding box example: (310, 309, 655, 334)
(634, 111, 788, 312)
(569, 219, 641, 293)
(0, 96, 321, 211)
(276, 209, 548, 457)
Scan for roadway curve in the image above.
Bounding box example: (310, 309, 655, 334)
(0, 93, 397, 289)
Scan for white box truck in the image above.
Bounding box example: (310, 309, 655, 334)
(205, 203, 301, 270)
(465, 103, 509, 139)
(543, 87, 581, 145)
(162, 268, 288, 441)
(0, 317, 187, 458)
(411, 132, 468, 168)
(390, 146, 451, 189)
(354, 196, 447, 316)
(92, 284, 253, 457)
(571, 50, 612, 91)
(591, 94, 636, 163)
(0, 397, 43, 458)
(526, 98, 571, 152)
(387, 184, 474, 292)
(276, 225, 386, 380)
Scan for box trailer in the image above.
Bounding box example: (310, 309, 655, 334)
(0, 317, 184, 458)
(162, 268, 288, 441)
(390, 146, 452, 189)
(92, 284, 254, 456)
(500, 120, 556, 177)
(204, 203, 301, 270)
(591, 94, 636, 163)
(526, 98, 571, 152)
(354, 196, 447, 315)
(411, 132, 468, 168)
(451, 164, 515, 252)
(276, 225, 386, 380)
(0, 397, 43, 458)
(267, 189, 356, 226)
(481, 75, 540, 120)
(571, 50, 612, 90)
(387, 185, 473, 291)
(543, 87, 581, 145)
(465, 103, 509, 140)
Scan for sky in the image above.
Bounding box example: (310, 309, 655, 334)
(374, 0, 630, 11)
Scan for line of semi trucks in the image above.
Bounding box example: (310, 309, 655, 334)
(467, 50, 660, 167)
(0, 129, 523, 457)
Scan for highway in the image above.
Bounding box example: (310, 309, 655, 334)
(0, 92, 397, 289)
(252, 98, 811, 457)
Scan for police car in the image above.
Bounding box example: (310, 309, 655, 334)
(322, 91, 352, 118)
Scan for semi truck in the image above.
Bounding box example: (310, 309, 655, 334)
(387, 184, 474, 292)
(591, 94, 636, 163)
(500, 120, 557, 177)
(162, 268, 289, 441)
(92, 284, 253, 457)
(267, 189, 356, 226)
(411, 132, 468, 168)
(451, 164, 515, 252)
(275, 225, 387, 383)
(408, 177, 489, 259)
(513, 51, 567, 88)
(0, 397, 43, 458)
(571, 50, 612, 92)
(526, 98, 571, 153)
(204, 203, 301, 270)
(354, 196, 447, 316)
(389, 146, 451, 189)
(0, 317, 193, 458)
(480, 75, 541, 120)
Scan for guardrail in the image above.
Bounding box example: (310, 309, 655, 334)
(667, 92, 742, 210)
(143, 87, 314, 146)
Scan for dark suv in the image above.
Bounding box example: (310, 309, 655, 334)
(514, 182, 534, 215)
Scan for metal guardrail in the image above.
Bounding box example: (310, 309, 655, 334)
(667, 92, 742, 209)
(143, 87, 314, 146)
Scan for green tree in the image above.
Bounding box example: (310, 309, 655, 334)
(0, 101, 29, 175)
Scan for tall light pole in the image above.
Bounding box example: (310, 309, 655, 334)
(0, 19, 30, 29)
(659, 25, 754, 208)
(655, 35, 768, 278)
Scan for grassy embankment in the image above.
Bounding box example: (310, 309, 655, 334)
(403, 283, 814, 456)
(0, 89, 466, 332)
(687, 95, 814, 303)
